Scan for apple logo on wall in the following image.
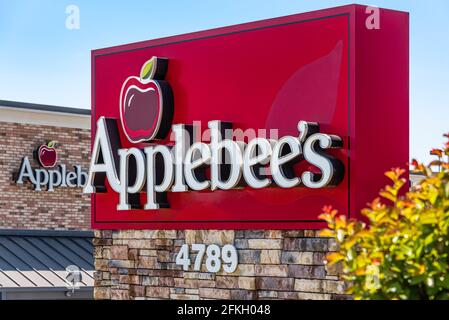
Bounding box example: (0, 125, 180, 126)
(37, 141, 58, 168)
(119, 57, 174, 143)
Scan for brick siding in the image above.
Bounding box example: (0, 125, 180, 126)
(0, 121, 90, 230)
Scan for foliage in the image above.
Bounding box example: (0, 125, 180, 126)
(319, 134, 449, 300)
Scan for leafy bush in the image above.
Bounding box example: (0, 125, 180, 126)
(320, 134, 449, 300)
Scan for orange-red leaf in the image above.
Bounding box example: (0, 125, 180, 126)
(430, 149, 443, 157)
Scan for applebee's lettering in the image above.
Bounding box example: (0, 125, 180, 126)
(83, 117, 345, 210)
(15, 142, 88, 191)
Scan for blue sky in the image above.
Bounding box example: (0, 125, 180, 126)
(0, 1, 448, 163)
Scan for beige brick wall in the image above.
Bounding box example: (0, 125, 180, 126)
(0, 121, 91, 230)
(94, 230, 349, 300)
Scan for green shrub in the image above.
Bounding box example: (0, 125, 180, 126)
(320, 134, 449, 299)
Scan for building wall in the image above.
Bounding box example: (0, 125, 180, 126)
(94, 229, 348, 300)
(0, 121, 91, 230)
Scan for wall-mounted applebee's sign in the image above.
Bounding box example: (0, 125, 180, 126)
(88, 5, 409, 229)
(15, 141, 88, 191)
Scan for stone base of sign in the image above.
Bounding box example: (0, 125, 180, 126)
(93, 230, 350, 300)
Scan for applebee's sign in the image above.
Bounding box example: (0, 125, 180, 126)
(90, 6, 409, 229)
(15, 141, 88, 191)
(84, 57, 345, 211)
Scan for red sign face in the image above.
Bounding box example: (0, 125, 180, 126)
(90, 5, 409, 229)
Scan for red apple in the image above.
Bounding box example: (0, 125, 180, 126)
(38, 141, 57, 168)
(120, 57, 173, 143)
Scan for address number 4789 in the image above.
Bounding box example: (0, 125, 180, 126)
(175, 244, 238, 273)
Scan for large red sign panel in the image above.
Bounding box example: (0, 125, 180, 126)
(90, 5, 409, 229)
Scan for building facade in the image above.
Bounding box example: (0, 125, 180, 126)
(0, 100, 94, 299)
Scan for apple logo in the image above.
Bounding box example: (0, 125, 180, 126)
(37, 141, 58, 168)
(119, 56, 174, 143)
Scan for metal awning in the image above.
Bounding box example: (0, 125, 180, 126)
(0, 229, 94, 291)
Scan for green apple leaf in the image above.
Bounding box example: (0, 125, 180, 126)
(140, 58, 156, 80)
(47, 141, 56, 148)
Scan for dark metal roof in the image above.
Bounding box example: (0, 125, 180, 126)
(0, 230, 94, 289)
(0, 100, 91, 116)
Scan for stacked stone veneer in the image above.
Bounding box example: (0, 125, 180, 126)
(94, 229, 348, 300)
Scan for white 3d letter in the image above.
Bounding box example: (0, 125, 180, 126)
(84, 117, 121, 194)
(117, 148, 146, 210)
